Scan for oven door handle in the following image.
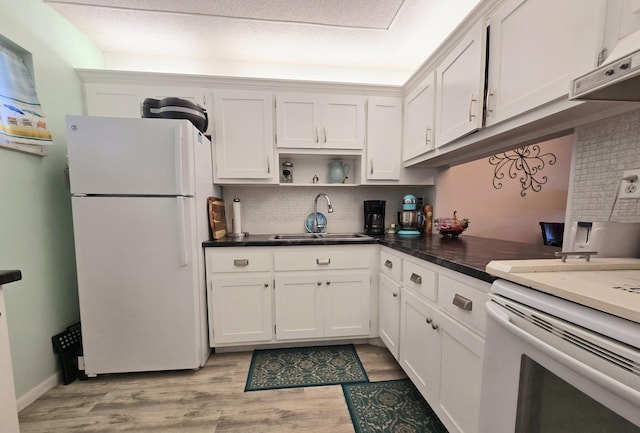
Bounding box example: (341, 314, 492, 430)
(486, 301, 640, 407)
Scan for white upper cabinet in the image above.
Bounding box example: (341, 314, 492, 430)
(366, 96, 402, 180)
(212, 89, 276, 181)
(276, 93, 365, 150)
(602, 0, 640, 62)
(485, 0, 606, 127)
(84, 83, 208, 130)
(403, 73, 436, 161)
(435, 20, 487, 148)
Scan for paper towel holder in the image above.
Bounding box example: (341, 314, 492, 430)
(229, 197, 247, 238)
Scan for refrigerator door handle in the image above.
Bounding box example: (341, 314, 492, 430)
(174, 126, 184, 195)
(177, 197, 189, 266)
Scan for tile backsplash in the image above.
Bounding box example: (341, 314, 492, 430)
(221, 185, 434, 234)
(569, 108, 640, 223)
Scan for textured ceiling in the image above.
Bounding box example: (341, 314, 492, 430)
(44, 0, 481, 84)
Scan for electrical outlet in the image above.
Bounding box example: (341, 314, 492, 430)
(619, 168, 640, 199)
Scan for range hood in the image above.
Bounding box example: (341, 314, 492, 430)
(570, 29, 640, 101)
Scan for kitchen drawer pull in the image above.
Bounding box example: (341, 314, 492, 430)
(316, 258, 331, 265)
(384, 259, 393, 269)
(392, 292, 398, 298)
(453, 293, 473, 311)
(410, 273, 422, 284)
(233, 259, 249, 267)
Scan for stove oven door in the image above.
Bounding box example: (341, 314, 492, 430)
(478, 296, 640, 433)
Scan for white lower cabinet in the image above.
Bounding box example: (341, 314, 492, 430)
(206, 245, 372, 347)
(209, 275, 273, 344)
(399, 287, 441, 403)
(437, 311, 484, 433)
(387, 248, 488, 433)
(274, 271, 370, 340)
(273, 247, 371, 341)
(205, 248, 274, 346)
(323, 272, 371, 338)
(378, 273, 401, 359)
(274, 274, 323, 340)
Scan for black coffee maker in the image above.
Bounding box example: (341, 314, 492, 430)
(364, 200, 386, 235)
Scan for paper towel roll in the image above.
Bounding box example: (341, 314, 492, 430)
(232, 198, 242, 235)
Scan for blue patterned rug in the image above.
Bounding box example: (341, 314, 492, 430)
(245, 344, 369, 391)
(343, 379, 448, 433)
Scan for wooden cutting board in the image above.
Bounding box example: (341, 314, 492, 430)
(487, 258, 640, 273)
(208, 197, 227, 240)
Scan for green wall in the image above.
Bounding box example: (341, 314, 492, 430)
(0, 0, 103, 400)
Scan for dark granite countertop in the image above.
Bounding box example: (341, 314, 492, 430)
(202, 234, 378, 247)
(203, 233, 560, 283)
(0, 270, 22, 286)
(377, 234, 559, 282)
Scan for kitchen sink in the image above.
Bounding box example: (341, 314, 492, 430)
(272, 233, 318, 240)
(270, 233, 373, 241)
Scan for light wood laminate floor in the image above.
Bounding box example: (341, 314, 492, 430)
(19, 344, 406, 432)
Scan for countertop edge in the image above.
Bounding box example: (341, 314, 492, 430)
(0, 270, 22, 286)
(202, 234, 556, 283)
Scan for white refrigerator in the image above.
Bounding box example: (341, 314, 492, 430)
(66, 115, 220, 376)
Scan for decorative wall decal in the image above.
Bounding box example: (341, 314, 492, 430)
(489, 145, 557, 197)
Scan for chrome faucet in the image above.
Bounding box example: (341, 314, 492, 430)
(313, 193, 334, 233)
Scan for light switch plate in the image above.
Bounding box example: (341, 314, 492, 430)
(619, 168, 640, 199)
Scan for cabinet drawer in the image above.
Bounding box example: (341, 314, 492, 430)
(206, 248, 272, 273)
(438, 275, 487, 334)
(380, 249, 402, 282)
(403, 260, 436, 302)
(274, 248, 370, 271)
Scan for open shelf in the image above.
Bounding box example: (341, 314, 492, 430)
(277, 153, 362, 186)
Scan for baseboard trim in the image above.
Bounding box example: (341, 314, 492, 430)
(17, 371, 61, 412)
(214, 338, 371, 353)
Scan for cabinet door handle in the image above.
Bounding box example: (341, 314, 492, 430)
(264, 283, 269, 288)
(326, 281, 331, 285)
(324, 125, 327, 144)
(317, 281, 322, 286)
(426, 127, 431, 146)
(486, 90, 494, 115)
(316, 258, 331, 265)
(392, 292, 398, 298)
(468, 95, 477, 122)
(233, 259, 249, 267)
(384, 259, 393, 269)
(315, 126, 319, 144)
(431, 322, 439, 330)
(370, 159, 374, 174)
(453, 293, 473, 311)
(267, 155, 271, 174)
(410, 273, 422, 284)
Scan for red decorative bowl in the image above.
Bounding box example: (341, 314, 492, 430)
(436, 217, 469, 238)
